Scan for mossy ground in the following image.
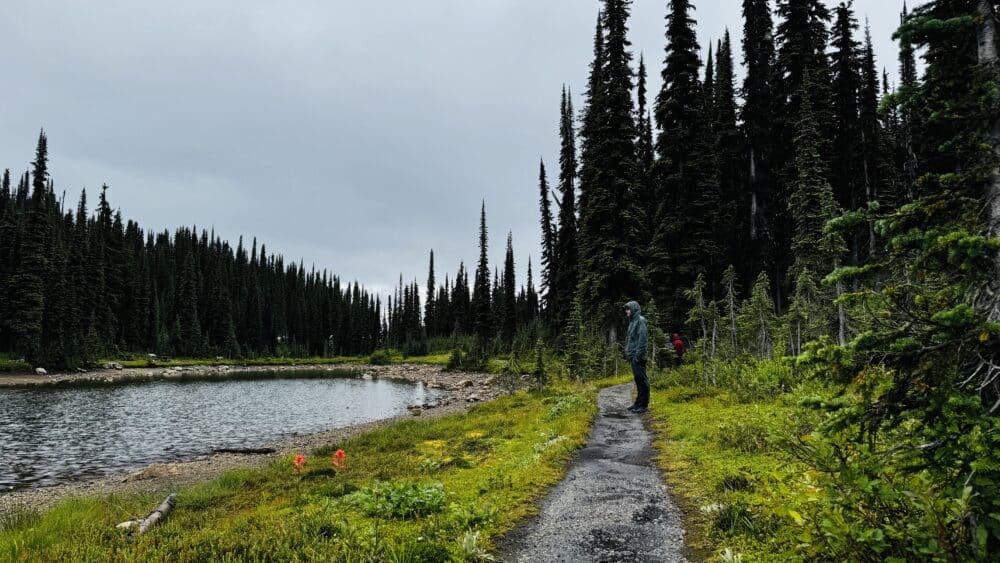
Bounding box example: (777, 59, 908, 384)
(646, 367, 837, 562)
(0, 383, 597, 561)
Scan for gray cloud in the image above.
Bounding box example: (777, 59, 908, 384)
(0, 0, 909, 299)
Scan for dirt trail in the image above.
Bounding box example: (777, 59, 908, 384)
(500, 383, 694, 562)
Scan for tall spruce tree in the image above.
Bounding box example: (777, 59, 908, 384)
(858, 23, 884, 255)
(577, 0, 642, 340)
(740, 0, 777, 287)
(8, 132, 51, 361)
(553, 86, 579, 335)
(789, 70, 845, 282)
(537, 160, 555, 318)
(788, 69, 846, 344)
(634, 55, 656, 230)
(471, 202, 493, 348)
(652, 0, 724, 324)
(829, 2, 865, 268)
(897, 2, 919, 198)
(425, 250, 436, 337)
(714, 30, 742, 275)
(501, 233, 517, 345)
(772, 0, 834, 310)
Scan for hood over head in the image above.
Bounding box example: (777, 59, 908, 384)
(623, 301, 641, 316)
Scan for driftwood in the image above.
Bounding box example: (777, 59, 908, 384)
(116, 493, 176, 535)
(212, 447, 276, 455)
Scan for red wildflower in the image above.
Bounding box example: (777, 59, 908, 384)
(293, 453, 306, 474)
(332, 449, 346, 469)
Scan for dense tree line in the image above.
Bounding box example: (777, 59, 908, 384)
(529, 0, 1000, 557)
(535, 0, 917, 346)
(382, 201, 541, 357)
(0, 134, 383, 368)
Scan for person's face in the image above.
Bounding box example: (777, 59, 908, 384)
(624, 307, 631, 318)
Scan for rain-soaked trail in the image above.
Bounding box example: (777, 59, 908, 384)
(500, 383, 695, 562)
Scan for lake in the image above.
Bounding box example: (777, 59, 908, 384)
(0, 372, 441, 491)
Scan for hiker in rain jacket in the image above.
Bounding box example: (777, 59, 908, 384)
(623, 301, 649, 413)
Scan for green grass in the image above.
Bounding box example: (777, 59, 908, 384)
(0, 383, 598, 561)
(0, 355, 31, 373)
(647, 377, 831, 562)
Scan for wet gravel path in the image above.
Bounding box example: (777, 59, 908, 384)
(500, 384, 694, 562)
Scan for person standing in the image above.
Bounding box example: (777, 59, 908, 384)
(671, 333, 686, 367)
(623, 301, 649, 413)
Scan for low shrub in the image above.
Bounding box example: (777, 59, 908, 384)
(368, 349, 393, 365)
(716, 420, 773, 453)
(351, 480, 446, 519)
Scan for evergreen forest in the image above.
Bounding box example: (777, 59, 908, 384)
(3, 0, 1000, 558)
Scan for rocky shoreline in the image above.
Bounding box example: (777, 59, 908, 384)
(0, 364, 501, 516)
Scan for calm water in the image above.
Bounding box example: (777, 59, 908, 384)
(0, 372, 441, 492)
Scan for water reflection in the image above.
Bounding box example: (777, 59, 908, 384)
(0, 373, 440, 492)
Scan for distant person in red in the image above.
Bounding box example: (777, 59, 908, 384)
(671, 333, 685, 367)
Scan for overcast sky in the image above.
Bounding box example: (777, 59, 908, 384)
(0, 0, 910, 299)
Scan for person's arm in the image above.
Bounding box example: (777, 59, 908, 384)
(639, 320, 649, 360)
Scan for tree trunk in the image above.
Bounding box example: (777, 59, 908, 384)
(980, 1, 1000, 250)
(117, 494, 176, 535)
(711, 317, 718, 386)
(835, 258, 847, 346)
(970, 1, 1000, 400)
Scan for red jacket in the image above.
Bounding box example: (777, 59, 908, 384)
(672, 334, 685, 357)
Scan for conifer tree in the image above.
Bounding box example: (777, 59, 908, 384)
(737, 272, 776, 360)
(0, 172, 18, 351)
(526, 257, 539, 322)
(897, 2, 919, 197)
(537, 160, 555, 316)
(799, 2, 1000, 556)
(577, 0, 642, 339)
(772, 0, 834, 310)
(858, 24, 884, 255)
(714, 30, 742, 273)
(634, 54, 656, 230)
(8, 132, 51, 361)
(741, 0, 777, 285)
(425, 250, 436, 337)
(789, 70, 845, 284)
(501, 233, 517, 345)
(651, 0, 704, 323)
(829, 2, 864, 268)
(471, 202, 493, 348)
(720, 265, 740, 360)
(552, 86, 579, 335)
(173, 247, 203, 356)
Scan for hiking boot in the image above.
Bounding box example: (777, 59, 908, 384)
(626, 404, 639, 412)
(631, 406, 648, 414)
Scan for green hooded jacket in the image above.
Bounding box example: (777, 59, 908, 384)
(623, 301, 648, 362)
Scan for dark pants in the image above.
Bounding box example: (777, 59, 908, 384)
(631, 358, 649, 407)
(674, 356, 683, 367)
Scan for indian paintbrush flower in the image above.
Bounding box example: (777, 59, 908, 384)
(293, 453, 306, 474)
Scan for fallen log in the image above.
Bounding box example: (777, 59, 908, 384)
(212, 447, 276, 455)
(116, 493, 176, 535)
